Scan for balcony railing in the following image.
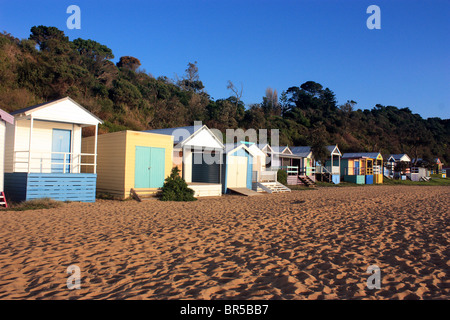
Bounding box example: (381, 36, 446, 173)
(13, 151, 97, 174)
(252, 170, 277, 182)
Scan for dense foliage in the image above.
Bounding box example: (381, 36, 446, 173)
(0, 27, 448, 163)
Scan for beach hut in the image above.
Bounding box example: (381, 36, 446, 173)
(288, 146, 315, 185)
(323, 145, 342, 184)
(386, 154, 411, 179)
(145, 123, 224, 197)
(0, 109, 14, 207)
(222, 143, 254, 194)
(82, 131, 173, 199)
(244, 142, 269, 180)
(239, 142, 288, 193)
(435, 158, 443, 175)
(259, 144, 290, 170)
(341, 153, 383, 184)
(3, 97, 102, 202)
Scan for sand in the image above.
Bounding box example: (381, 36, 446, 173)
(0, 185, 448, 300)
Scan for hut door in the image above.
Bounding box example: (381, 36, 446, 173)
(52, 129, 71, 173)
(354, 161, 360, 175)
(227, 156, 247, 188)
(135, 146, 165, 188)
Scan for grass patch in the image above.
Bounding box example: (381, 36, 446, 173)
(382, 177, 450, 186)
(1, 198, 64, 211)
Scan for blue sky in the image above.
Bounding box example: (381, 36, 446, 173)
(0, 0, 449, 119)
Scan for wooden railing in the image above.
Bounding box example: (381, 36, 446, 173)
(13, 151, 97, 174)
(252, 170, 277, 182)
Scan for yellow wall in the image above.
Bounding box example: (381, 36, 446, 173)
(82, 130, 173, 199)
(82, 131, 127, 197)
(124, 131, 173, 196)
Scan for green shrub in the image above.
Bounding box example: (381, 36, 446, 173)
(277, 169, 287, 185)
(160, 167, 197, 201)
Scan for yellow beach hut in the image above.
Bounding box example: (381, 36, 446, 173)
(82, 130, 174, 200)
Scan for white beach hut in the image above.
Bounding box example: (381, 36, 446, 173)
(145, 123, 225, 197)
(4, 97, 102, 202)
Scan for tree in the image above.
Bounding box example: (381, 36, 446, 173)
(116, 56, 141, 72)
(178, 61, 204, 93)
(29, 26, 69, 51)
(261, 87, 280, 115)
(72, 38, 114, 61)
(300, 81, 323, 97)
(227, 80, 243, 108)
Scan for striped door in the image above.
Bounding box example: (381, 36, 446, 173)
(135, 146, 165, 188)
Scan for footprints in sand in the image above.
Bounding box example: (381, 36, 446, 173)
(0, 186, 448, 299)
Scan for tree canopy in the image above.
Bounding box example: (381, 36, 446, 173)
(0, 26, 448, 163)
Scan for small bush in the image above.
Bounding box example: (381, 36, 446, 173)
(160, 167, 197, 201)
(277, 169, 287, 185)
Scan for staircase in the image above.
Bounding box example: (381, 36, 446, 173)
(298, 175, 316, 187)
(0, 192, 7, 208)
(130, 188, 161, 201)
(257, 182, 291, 193)
(383, 174, 392, 180)
(316, 172, 332, 183)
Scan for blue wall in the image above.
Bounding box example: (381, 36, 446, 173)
(331, 174, 340, 184)
(365, 175, 374, 185)
(4, 173, 97, 203)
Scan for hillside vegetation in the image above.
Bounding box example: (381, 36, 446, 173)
(0, 26, 448, 163)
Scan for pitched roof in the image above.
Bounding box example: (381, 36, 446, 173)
(327, 145, 342, 156)
(342, 152, 381, 159)
(144, 126, 199, 144)
(271, 145, 290, 154)
(9, 97, 103, 124)
(388, 154, 411, 162)
(144, 124, 224, 148)
(290, 146, 312, 158)
(0, 108, 14, 124)
(224, 143, 252, 155)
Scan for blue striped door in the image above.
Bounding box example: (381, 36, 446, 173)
(135, 147, 165, 188)
(52, 129, 71, 173)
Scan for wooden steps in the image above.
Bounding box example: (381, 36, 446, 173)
(130, 188, 160, 201)
(298, 175, 316, 187)
(0, 192, 7, 208)
(316, 173, 332, 183)
(258, 182, 291, 193)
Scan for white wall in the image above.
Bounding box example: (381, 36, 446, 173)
(6, 119, 82, 173)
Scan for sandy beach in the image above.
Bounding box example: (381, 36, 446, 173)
(0, 185, 448, 300)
